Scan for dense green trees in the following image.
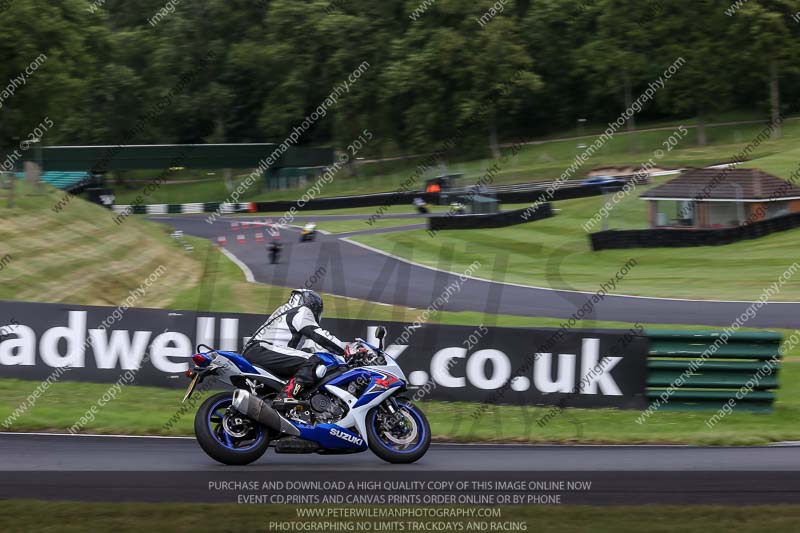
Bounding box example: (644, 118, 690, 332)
(727, 0, 800, 138)
(1, 0, 798, 158)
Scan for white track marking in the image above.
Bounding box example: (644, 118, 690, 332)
(220, 247, 255, 283)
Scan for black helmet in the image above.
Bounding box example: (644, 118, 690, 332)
(289, 289, 323, 321)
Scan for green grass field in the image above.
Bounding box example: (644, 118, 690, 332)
(110, 173, 256, 205)
(3, 501, 800, 533)
(2, 353, 799, 445)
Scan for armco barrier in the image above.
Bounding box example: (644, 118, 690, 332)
(590, 211, 800, 250)
(645, 329, 782, 412)
(111, 202, 252, 215)
(428, 203, 553, 231)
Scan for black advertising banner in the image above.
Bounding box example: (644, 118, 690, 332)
(0, 300, 649, 408)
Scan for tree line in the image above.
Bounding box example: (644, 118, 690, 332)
(1, 0, 798, 162)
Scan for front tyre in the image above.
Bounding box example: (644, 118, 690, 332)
(194, 391, 270, 466)
(366, 398, 431, 464)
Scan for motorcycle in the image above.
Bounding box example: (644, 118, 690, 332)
(183, 326, 431, 465)
(299, 222, 317, 242)
(268, 241, 281, 264)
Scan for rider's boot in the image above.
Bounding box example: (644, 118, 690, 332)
(273, 377, 302, 407)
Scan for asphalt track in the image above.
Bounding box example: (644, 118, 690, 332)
(153, 214, 800, 329)
(2, 434, 799, 504)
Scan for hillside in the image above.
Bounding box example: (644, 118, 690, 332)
(0, 182, 200, 308)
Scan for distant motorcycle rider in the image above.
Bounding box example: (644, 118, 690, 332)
(268, 234, 282, 264)
(243, 289, 346, 404)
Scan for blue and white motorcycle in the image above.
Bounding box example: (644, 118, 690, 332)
(183, 326, 431, 465)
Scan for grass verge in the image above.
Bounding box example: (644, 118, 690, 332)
(2, 359, 798, 445)
(1, 501, 800, 533)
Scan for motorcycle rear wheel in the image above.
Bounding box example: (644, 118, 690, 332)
(194, 392, 271, 465)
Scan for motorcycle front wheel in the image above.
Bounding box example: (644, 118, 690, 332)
(366, 398, 431, 464)
(194, 392, 271, 465)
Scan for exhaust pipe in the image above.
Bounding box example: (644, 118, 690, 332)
(231, 390, 301, 437)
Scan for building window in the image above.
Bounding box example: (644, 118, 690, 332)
(653, 200, 695, 227)
(766, 201, 790, 219)
(707, 202, 740, 227)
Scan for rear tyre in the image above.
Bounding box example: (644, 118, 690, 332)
(366, 398, 431, 464)
(194, 391, 271, 465)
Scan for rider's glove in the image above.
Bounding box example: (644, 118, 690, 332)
(344, 342, 368, 360)
(344, 343, 355, 359)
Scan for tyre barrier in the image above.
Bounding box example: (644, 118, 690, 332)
(590, 211, 800, 250)
(428, 203, 553, 232)
(645, 329, 782, 412)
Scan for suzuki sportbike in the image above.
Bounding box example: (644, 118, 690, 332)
(183, 326, 430, 465)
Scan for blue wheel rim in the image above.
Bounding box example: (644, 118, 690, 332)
(372, 402, 427, 454)
(207, 397, 266, 452)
